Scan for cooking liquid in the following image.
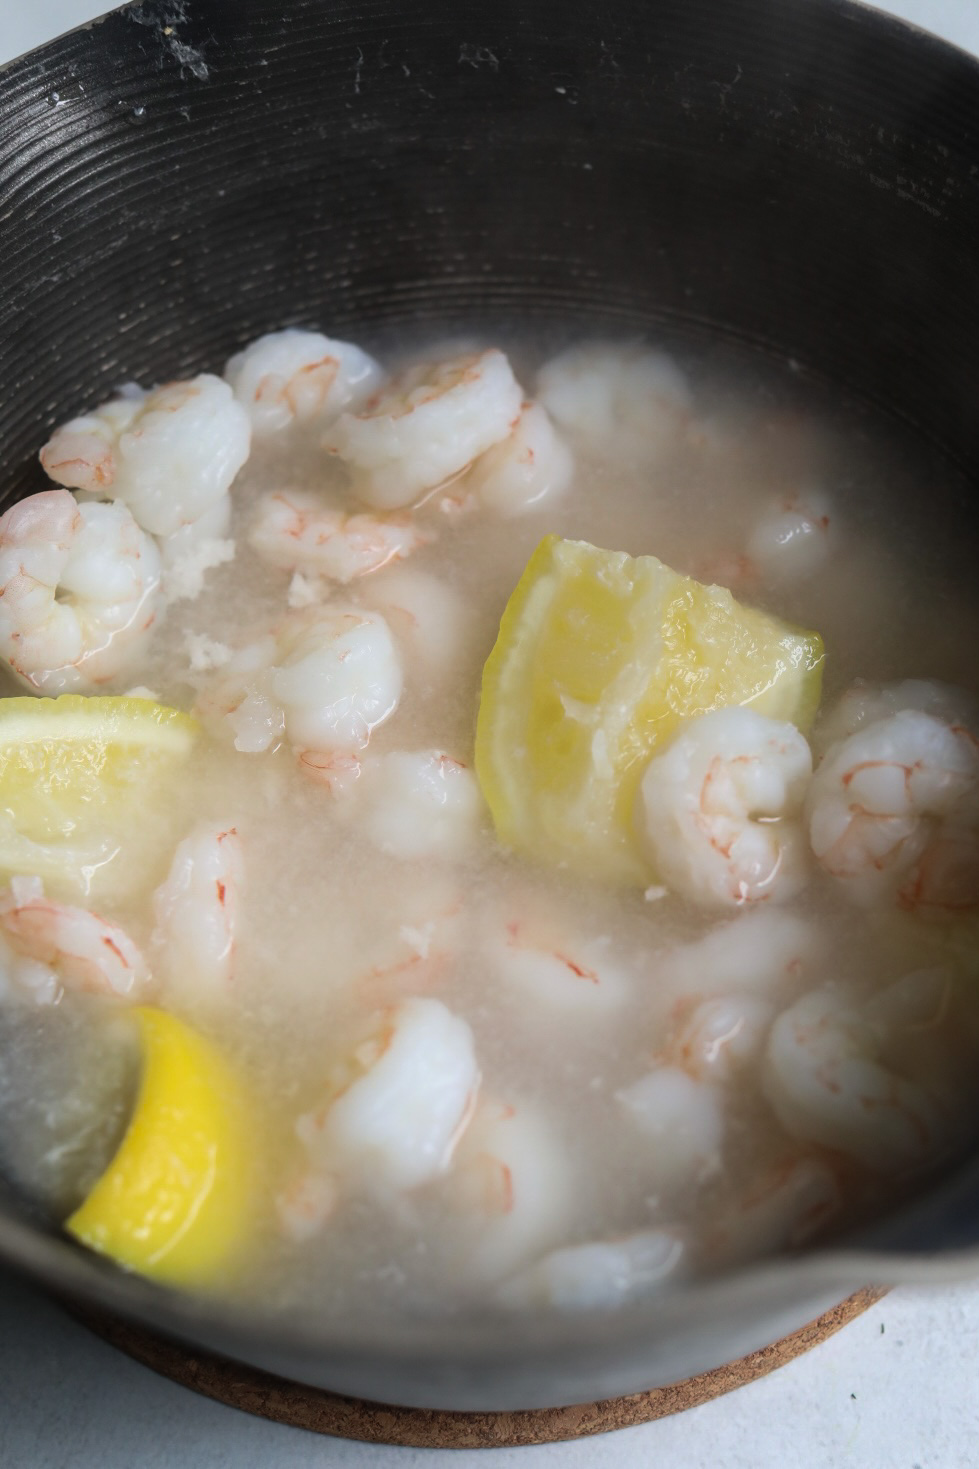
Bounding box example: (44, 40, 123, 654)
(2, 331, 979, 1321)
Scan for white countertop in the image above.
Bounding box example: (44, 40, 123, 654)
(2, 3, 979, 1466)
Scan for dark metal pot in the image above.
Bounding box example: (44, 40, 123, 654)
(1, 0, 978, 1412)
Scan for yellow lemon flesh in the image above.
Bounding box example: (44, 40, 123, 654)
(475, 535, 824, 884)
(0, 695, 198, 895)
(66, 1007, 253, 1289)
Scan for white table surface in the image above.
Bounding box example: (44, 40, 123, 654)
(2, 2, 979, 1466)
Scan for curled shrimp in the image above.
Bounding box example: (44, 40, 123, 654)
(762, 979, 950, 1173)
(40, 375, 251, 545)
(196, 605, 403, 758)
(0, 490, 161, 693)
(295, 997, 480, 1194)
(746, 487, 834, 584)
(224, 328, 383, 436)
(616, 1065, 725, 1190)
(702, 1155, 842, 1269)
(536, 342, 691, 456)
(464, 400, 573, 516)
(350, 878, 464, 1009)
(248, 489, 430, 583)
(655, 909, 822, 1003)
(324, 349, 523, 509)
(0, 876, 149, 1001)
(355, 566, 476, 682)
(447, 1097, 575, 1285)
(490, 910, 630, 1020)
(666, 993, 775, 1083)
(343, 750, 484, 859)
(151, 825, 244, 1009)
(639, 707, 813, 908)
(807, 705, 979, 913)
(497, 1229, 685, 1311)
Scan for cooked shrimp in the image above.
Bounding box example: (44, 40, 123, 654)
(536, 342, 691, 455)
(40, 374, 251, 542)
(248, 490, 429, 583)
(616, 1066, 724, 1188)
(812, 678, 979, 758)
(224, 328, 383, 435)
(0, 876, 149, 1000)
(667, 994, 775, 1083)
(351, 879, 464, 1009)
(197, 605, 402, 757)
(151, 825, 243, 1007)
(497, 1229, 685, 1311)
(807, 707, 979, 912)
(639, 708, 813, 907)
(295, 997, 479, 1194)
(762, 983, 949, 1173)
(490, 912, 630, 1019)
(464, 400, 573, 516)
(324, 349, 523, 510)
(355, 566, 475, 681)
(345, 750, 484, 859)
(655, 909, 821, 1002)
(0, 491, 161, 693)
(447, 1098, 574, 1284)
(745, 487, 834, 584)
(703, 1156, 842, 1268)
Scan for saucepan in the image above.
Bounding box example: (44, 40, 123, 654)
(0, 0, 978, 1413)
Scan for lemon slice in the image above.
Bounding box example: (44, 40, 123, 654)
(65, 1007, 254, 1288)
(475, 535, 824, 883)
(0, 695, 198, 895)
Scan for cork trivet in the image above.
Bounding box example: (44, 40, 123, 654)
(67, 1287, 886, 1447)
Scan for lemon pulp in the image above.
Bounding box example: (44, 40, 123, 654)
(65, 1007, 253, 1288)
(475, 535, 824, 883)
(0, 695, 198, 894)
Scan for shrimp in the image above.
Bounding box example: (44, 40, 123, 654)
(615, 1066, 724, 1189)
(247, 489, 429, 583)
(343, 750, 484, 859)
(0, 876, 149, 1000)
(762, 983, 949, 1173)
(224, 328, 383, 435)
(197, 605, 402, 758)
(464, 400, 573, 516)
(536, 342, 691, 456)
(806, 706, 979, 913)
(654, 909, 822, 1002)
(745, 487, 834, 584)
(446, 1098, 575, 1285)
(351, 878, 464, 1009)
(667, 994, 775, 1083)
(490, 912, 630, 1020)
(702, 1156, 842, 1268)
(355, 566, 476, 681)
(0, 491, 161, 693)
(295, 997, 480, 1194)
(638, 707, 813, 908)
(40, 376, 250, 551)
(497, 1229, 685, 1311)
(324, 349, 523, 510)
(811, 678, 979, 758)
(151, 825, 244, 1008)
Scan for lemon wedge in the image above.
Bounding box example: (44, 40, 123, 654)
(65, 1007, 254, 1288)
(0, 695, 198, 895)
(475, 535, 824, 883)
